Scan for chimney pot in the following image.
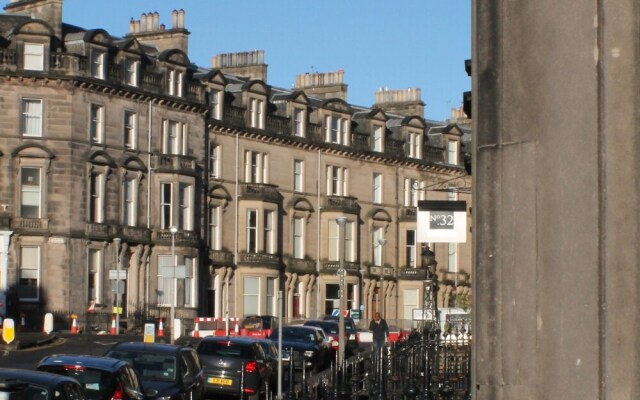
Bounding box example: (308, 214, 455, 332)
(140, 13, 147, 31)
(129, 17, 135, 33)
(172, 9, 178, 29)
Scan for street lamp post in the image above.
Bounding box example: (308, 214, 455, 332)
(359, 267, 367, 321)
(170, 226, 178, 344)
(336, 217, 347, 368)
(378, 238, 387, 316)
(114, 237, 121, 335)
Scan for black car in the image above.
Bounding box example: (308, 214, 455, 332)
(0, 368, 86, 400)
(37, 355, 153, 400)
(269, 325, 331, 372)
(104, 342, 204, 400)
(196, 336, 273, 400)
(322, 316, 359, 354)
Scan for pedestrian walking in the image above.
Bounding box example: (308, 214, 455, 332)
(369, 312, 389, 369)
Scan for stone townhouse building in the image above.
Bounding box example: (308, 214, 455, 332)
(0, 0, 471, 331)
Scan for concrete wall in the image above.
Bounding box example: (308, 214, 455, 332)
(473, 0, 640, 399)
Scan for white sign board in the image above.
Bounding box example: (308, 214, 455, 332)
(417, 200, 467, 243)
(143, 323, 155, 343)
(43, 313, 54, 334)
(109, 270, 127, 280)
(413, 308, 436, 321)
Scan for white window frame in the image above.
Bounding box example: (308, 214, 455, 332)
(24, 43, 44, 71)
(372, 125, 383, 152)
(406, 230, 417, 268)
(247, 209, 258, 253)
(19, 246, 40, 301)
(266, 277, 276, 316)
(89, 172, 105, 223)
(326, 165, 349, 196)
(373, 227, 385, 267)
(447, 140, 459, 164)
(124, 59, 138, 87)
(373, 173, 382, 204)
(408, 131, 422, 158)
(264, 210, 275, 254)
(244, 150, 269, 184)
(178, 183, 192, 231)
(404, 178, 424, 207)
(328, 220, 355, 262)
(160, 182, 173, 229)
(21, 98, 43, 137)
(293, 107, 305, 137)
(90, 104, 105, 144)
(88, 248, 103, 304)
(209, 205, 221, 250)
(243, 276, 260, 316)
(162, 120, 188, 155)
(209, 143, 220, 178)
(403, 288, 419, 321)
(124, 111, 137, 150)
(91, 50, 105, 79)
(210, 89, 222, 120)
(324, 114, 349, 145)
(179, 256, 196, 307)
(20, 167, 42, 218)
(122, 176, 137, 227)
(293, 216, 304, 259)
(157, 254, 175, 306)
(293, 159, 304, 192)
(249, 98, 265, 129)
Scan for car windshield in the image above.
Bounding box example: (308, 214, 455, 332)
(106, 351, 176, 382)
(38, 367, 111, 399)
(197, 341, 255, 358)
(20, 384, 49, 400)
(306, 321, 338, 334)
(279, 328, 315, 343)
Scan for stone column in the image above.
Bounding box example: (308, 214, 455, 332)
(474, 1, 640, 398)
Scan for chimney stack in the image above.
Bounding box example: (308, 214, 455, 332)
(212, 50, 268, 81)
(126, 9, 190, 54)
(374, 87, 425, 117)
(294, 69, 348, 100)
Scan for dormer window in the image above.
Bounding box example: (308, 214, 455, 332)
(407, 130, 422, 159)
(293, 107, 305, 137)
(324, 114, 349, 145)
(23, 43, 44, 71)
(91, 50, 105, 79)
(249, 98, 265, 129)
(168, 70, 184, 97)
(124, 59, 139, 87)
(372, 124, 384, 152)
(447, 140, 459, 164)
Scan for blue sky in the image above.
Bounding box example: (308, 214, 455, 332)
(3, 0, 471, 122)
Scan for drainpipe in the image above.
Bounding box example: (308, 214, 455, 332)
(316, 149, 321, 318)
(146, 100, 153, 306)
(233, 130, 239, 326)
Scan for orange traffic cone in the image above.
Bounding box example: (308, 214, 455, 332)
(157, 317, 165, 337)
(192, 320, 200, 338)
(70, 314, 78, 335)
(234, 319, 239, 335)
(110, 315, 117, 335)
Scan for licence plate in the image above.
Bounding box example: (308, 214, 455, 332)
(208, 377, 233, 386)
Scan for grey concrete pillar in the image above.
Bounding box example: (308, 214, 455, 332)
(473, 1, 640, 399)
